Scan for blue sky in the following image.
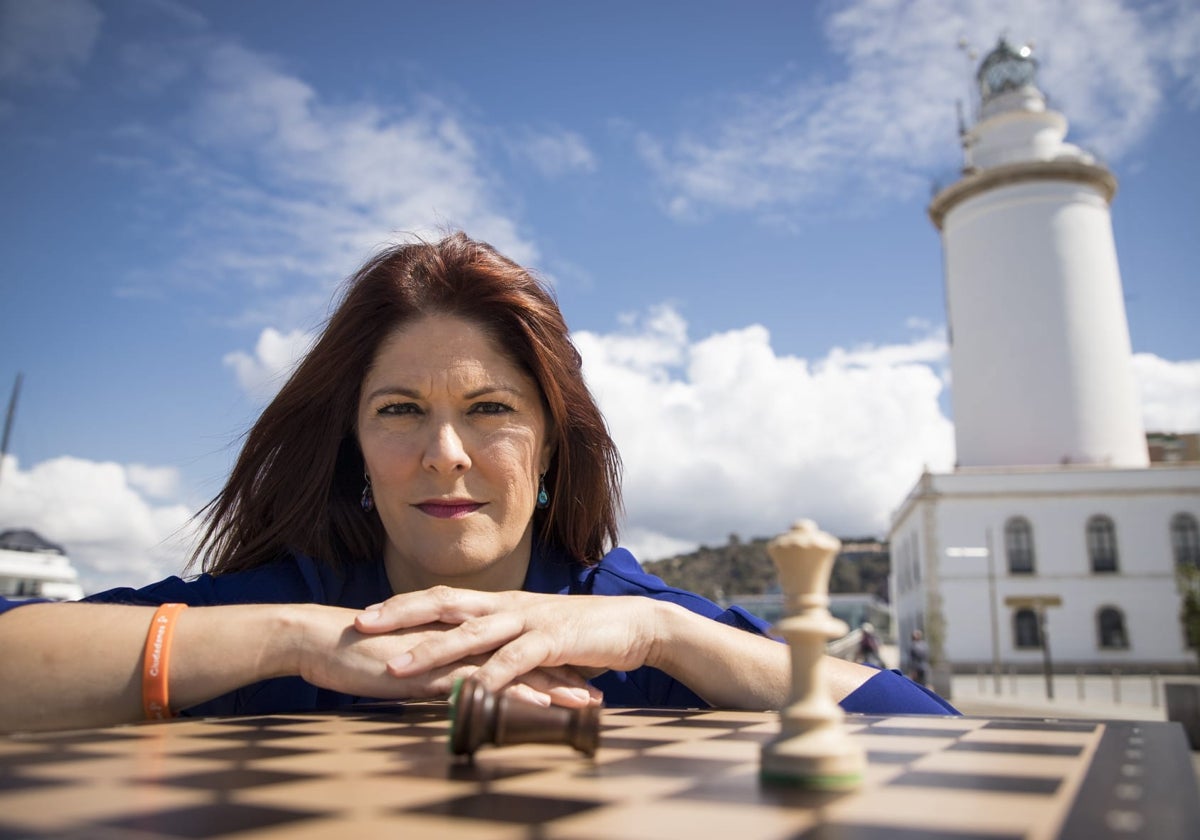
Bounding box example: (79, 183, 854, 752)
(1, 0, 1197, 592)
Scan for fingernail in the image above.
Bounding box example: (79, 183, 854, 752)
(387, 652, 413, 671)
(515, 686, 551, 707)
(358, 608, 382, 625)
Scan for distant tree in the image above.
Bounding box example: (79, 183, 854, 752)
(643, 535, 892, 603)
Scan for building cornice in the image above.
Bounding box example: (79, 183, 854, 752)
(928, 159, 1118, 230)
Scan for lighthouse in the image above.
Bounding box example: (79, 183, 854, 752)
(888, 38, 1199, 690)
(929, 39, 1148, 469)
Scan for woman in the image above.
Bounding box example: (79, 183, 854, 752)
(3, 233, 953, 730)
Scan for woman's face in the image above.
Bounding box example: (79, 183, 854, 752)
(357, 313, 553, 592)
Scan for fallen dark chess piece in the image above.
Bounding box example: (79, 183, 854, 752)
(449, 676, 601, 758)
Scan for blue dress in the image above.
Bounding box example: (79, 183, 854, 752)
(3, 543, 957, 716)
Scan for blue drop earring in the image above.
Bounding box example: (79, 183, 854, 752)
(536, 473, 549, 509)
(361, 472, 374, 513)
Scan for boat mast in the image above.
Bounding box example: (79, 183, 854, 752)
(0, 373, 21, 486)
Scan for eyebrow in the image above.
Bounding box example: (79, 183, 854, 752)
(363, 384, 527, 402)
(465, 385, 525, 400)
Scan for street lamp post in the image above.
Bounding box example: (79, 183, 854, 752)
(1038, 605, 1054, 700)
(1004, 595, 1063, 701)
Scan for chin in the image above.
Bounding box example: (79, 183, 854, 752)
(413, 543, 509, 577)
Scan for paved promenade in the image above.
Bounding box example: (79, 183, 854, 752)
(861, 642, 1200, 791)
(948, 672, 1200, 794)
(873, 643, 1195, 722)
(948, 670, 1191, 722)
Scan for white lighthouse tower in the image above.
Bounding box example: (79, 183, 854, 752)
(929, 39, 1148, 469)
(889, 39, 1200, 691)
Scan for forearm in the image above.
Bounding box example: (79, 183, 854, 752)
(646, 602, 879, 710)
(0, 602, 300, 732)
(646, 601, 790, 709)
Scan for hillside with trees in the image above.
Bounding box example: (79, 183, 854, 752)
(641, 534, 891, 602)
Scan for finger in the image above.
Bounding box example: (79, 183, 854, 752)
(502, 682, 552, 708)
(372, 660, 482, 701)
(386, 612, 527, 677)
(356, 586, 498, 633)
(507, 666, 597, 708)
(468, 630, 559, 694)
(357, 586, 485, 631)
(545, 685, 602, 708)
(533, 664, 590, 689)
(526, 665, 602, 697)
(500, 665, 601, 708)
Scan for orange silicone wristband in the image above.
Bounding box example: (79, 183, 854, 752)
(142, 603, 188, 720)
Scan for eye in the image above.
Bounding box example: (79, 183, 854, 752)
(470, 401, 514, 416)
(377, 402, 422, 417)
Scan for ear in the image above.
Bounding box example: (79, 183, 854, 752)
(537, 404, 557, 475)
(538, 440, 555, 476)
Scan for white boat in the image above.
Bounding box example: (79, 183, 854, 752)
(0, 529, 85, 601)
(0, 377, 86, 601)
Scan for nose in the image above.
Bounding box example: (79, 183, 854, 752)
(421, 420, 471, 473)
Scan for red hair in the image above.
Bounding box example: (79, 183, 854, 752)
(195, 232, 622, 574)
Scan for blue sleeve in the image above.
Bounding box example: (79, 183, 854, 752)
(0, 595, 48, 615)
(83, 558, 324, 607)
(580, 548, 776, 708)
(585, 548, 774, 634)
(581, 548, 959, 715)
(841, 668, 960, 715)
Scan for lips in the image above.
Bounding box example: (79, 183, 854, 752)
(415, 501, 484, 519)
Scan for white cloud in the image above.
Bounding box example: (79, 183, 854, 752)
(0, 455, 196, 594)
(126, 464, 182, 500)
(1133, 352, 1200, 432)
(1158, 0, 1200, 105)
(109, 36, 540, 329)
(188, 41, 539, 267)
(0, 0, 103, 87)
(8, 324, 1194, 593)
(511, 128, 598, 177)
(822, 333, 949, 369)
(641, 0, 1200, 218)
(576, 308, 957, 559)
(620, 527, 701, 565)
(223, 327, 315, 403)
(578, 311, 1200, 560)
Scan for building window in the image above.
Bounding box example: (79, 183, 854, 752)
(1005, 517, 1035, 574)
(1097, 607, 1129, 649)
(1087, 515, 1119, 573)
(1171, 513, 1200, 569)
(1014, 609, 1041, 648)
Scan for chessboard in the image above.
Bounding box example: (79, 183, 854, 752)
(0, 705, 1196, 839)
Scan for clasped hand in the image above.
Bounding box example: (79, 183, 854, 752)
(355, 588, 664, 708)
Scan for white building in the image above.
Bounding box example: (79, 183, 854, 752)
(890, 40, 1200, 687)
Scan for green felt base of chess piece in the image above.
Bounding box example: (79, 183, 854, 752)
(759, 767, 866, 791)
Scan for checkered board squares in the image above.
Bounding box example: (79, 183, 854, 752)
(1, 706, 1196, 839)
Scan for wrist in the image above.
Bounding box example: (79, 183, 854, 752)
(266, 603, 315, 680)
(142, 603, 188, 719)
(643, 599, 688, 673)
